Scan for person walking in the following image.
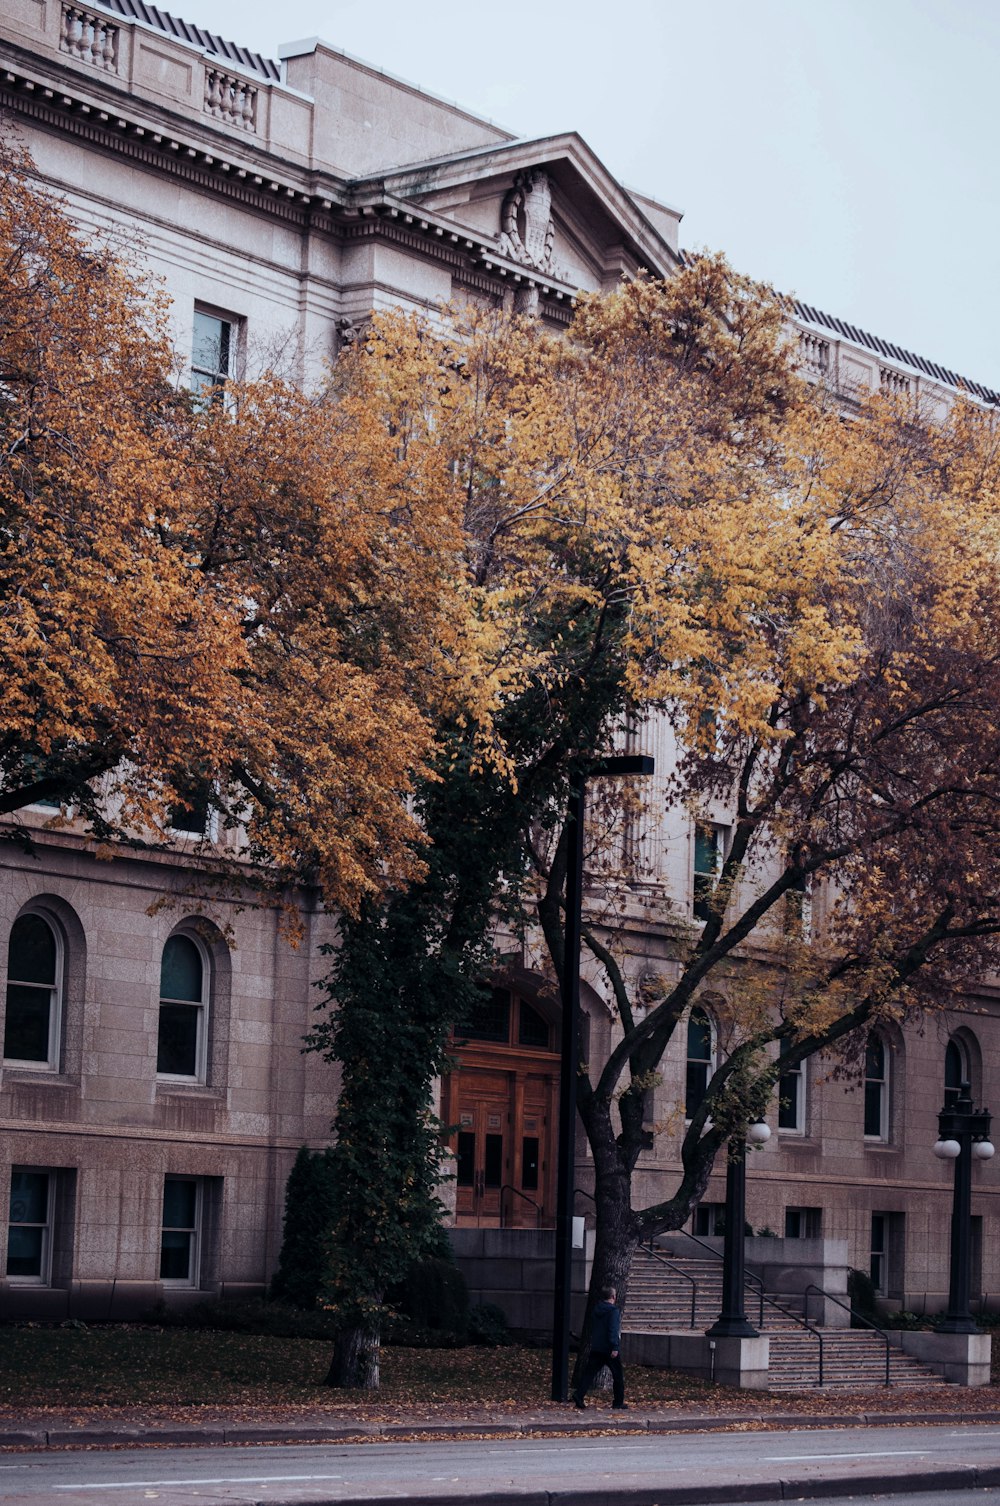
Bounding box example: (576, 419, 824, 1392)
(572, 1284, 626, 1410)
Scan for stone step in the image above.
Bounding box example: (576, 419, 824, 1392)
(626, 1248, 952, 1390)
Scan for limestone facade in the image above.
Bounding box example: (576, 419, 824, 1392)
(2, 0, 999, 1320)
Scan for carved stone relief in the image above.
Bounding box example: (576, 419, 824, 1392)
(498, 169, 559, 276)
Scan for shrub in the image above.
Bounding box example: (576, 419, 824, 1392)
(270, 1147, 337, 1310)
(394, 1256, 469, 1336)
(467, 1302, 511, 1347)
(847, 1268, 878, 1325)
(143, 1296, 341, 1339)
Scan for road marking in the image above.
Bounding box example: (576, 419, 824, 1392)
(765, 1450, 929, 1461)
(55, 1475, 345, 1490)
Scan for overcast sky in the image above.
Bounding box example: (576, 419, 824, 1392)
(181, 0, 998, 390)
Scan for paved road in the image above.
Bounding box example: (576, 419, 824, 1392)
(2, 1422, 1000, 1504)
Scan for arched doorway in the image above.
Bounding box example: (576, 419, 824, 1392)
(442, 986, 559, 1228)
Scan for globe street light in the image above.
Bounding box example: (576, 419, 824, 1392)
(933, 1080, 993, 1334)
(706, 1120, 771, 1339)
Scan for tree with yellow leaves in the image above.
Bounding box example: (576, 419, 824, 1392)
(0, 141, 474, 915)
(309, 261, 1000, 1387)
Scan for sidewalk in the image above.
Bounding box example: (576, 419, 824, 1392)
(3, 1388, 1000, 1449)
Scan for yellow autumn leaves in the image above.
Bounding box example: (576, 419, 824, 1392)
(4, 135, 1000, 925)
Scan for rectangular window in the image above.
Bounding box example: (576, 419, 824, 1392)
(692, 1202, 725, 1237)
(784, 1206, 821, 1239)
(870, 1212, 886, 1293)
(778, 1058, 805, 1134)
(168, 773, 213, 837)
(693, 824, 727, 922)
(521, 1135, 539, 1192)
(7, 1169, 53, 1283)
(191, 308, 236, 403)
(160, 1176, 202, 1285)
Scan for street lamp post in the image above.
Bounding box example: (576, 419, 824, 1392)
(706, 1121, 771, 1339)
(932, 1081, 993, 1334)
(550, 752, 654, 1404)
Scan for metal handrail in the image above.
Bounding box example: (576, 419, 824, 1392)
(499, 1183, 542, 1228)
(642, 1239, 699, 1328)
(652, 1230, 825, 1380)
(668, 1229, 767, 1329)
(806, 1285, 892, 1386)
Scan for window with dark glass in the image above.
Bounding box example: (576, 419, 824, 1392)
(864, 1036, 888, 1140)
(455, 988, 511, 1044)
(693, 825, 724, 922)
(685, 1007, 713, 1119)
(870, 1212, 887, 1292)
(4, 913, 60, 1067)
(785, 1206, 821, 1239)
(191, 310, 233, 403)
(518, 1001, 550, 1049)
(160, 1176, 200, 1283)
(7, 1169, 51, 1282)
(944, 1038, 965, 1108)
(157, 935, 206, 1080)
(521, 1136, 540, 1191)
(692, 1202, 724, 1236)
(168, 773, 213, 837)
(778, 1057, 805, 1133)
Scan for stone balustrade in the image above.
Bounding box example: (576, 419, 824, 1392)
(60, 4, 118, 71)
(798, 331, 830, 376)
(880, 366, 911, 395)
(204, 67, 257, 131)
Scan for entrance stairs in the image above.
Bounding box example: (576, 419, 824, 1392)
(626, 1244, 949, 1390)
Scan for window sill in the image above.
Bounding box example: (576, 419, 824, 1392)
(2, 1067, 76, 1086)
(155, 1082, 222, 1100)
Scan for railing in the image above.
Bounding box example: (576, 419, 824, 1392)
(61, 5, 118, 71)
(204, 68, 258, 131)
(654, 1231, 825, 1381)
(499, 1183, 541, 1228)
(806, 1284, 892, 1386)
(642, 1239, 699, 1328)
(677, 1230, 766, 1329)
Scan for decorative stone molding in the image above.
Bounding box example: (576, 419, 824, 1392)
(204, 68, 257, 132)
(60, 6, 118, 72)
(499, 169, 557, 274)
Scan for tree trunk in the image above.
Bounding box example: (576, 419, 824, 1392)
(324, 1323, 380, 1389)
(572, 1100, 641, 1391)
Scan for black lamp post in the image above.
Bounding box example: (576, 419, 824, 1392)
(932, 1081, 993, 1334)
(706, 1121, 771, 1339)
(550, 752, 654, 1404)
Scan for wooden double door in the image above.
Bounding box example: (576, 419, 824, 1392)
(446, 1063, 557, 1227)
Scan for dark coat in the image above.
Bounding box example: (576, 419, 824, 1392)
(589, 1299, 621, 1353)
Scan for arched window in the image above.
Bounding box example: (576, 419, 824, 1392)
(157, 934, 208, 1081)
(863, 1035, 889, 1140)
(944, 1038, 966, 1108)
(685, 1006, 715, 1119)
(4, 913, 62, 1069)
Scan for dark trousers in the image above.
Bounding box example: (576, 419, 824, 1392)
(574, 1348, 625, 1407)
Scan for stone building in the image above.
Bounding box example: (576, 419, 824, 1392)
(2, 0, 999, 1325)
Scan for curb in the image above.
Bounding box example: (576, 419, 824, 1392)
(6, 1407, 1000, 1450)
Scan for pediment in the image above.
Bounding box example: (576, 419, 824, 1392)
(355, 135, 681, 296)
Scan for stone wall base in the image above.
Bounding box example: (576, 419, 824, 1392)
(626, 1330, 770, 1389)
(895, 1329, 993, 1386)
